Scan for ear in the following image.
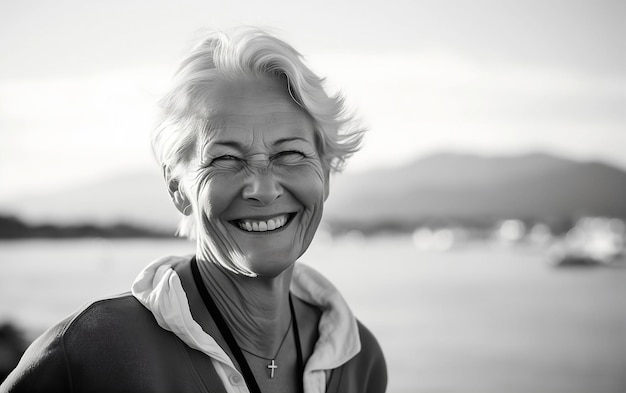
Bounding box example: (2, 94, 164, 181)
(323, 167, 331, 201)
(163, 165, 192, 216)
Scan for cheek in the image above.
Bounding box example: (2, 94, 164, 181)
(195, 173, 242, 218)
(281, 164, 326, 208)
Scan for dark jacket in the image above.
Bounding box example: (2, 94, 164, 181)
(1, 292, 386, 392)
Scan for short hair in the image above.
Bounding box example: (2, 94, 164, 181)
(152, 27, 365, 242)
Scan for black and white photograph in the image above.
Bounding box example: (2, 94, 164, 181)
(1, 1, 625, 392)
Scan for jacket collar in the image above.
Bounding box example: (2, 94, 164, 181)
(132, 255, 361, 393)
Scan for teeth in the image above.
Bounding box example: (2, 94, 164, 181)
(237, 214, 289, 232)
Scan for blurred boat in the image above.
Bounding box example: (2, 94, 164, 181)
(548, 217, 626, 268)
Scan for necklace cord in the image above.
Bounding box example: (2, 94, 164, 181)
(191, 257, 303, 393)
(240, 317, 292, 360)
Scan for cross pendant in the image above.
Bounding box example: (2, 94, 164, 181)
(267, 359, 278, 378)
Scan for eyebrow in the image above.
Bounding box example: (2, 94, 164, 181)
(211, 136, 311, 149)
(273, 137, 311, 145)
(212, 141, 243, 150)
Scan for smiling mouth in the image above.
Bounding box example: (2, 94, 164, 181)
(232, 213, 295, 233)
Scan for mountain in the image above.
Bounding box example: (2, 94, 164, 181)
(0, 170, 180, 231)
(2, 152, 626, 234)
(323, 152, 626, 229)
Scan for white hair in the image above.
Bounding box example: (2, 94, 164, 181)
(152, 27, 365, 246)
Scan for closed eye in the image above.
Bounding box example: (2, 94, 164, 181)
(210, 155, 244, 168)
(213, 154, 240, 162)
(272, 150, 306, 160)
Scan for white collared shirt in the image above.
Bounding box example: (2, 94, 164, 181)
(132, 256, 361, 393)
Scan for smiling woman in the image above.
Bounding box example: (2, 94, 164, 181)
(181, 77, 328, 278)
(1, 28, 387, 393)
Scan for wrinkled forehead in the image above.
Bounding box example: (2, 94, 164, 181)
(210, 76, 298, 115)
(200, 76, 317, 144)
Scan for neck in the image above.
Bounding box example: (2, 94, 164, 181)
(197, 258, 294, 358)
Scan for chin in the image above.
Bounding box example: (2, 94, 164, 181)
(242, 254, 298, 278)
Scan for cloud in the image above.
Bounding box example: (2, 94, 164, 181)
(307, 50, 626, 171)
(0, 68, 170, 198)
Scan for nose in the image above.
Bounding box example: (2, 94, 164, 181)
(242, 168, 284, 204)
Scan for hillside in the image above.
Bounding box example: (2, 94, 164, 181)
(0, 171, 180, 230)
(324, 153, 626, 229)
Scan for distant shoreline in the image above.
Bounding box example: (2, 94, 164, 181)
(0, 215, 174, 239)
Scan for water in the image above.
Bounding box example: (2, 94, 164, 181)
(1, 237, 625, 392)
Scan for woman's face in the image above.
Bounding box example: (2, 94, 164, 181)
(188, 77, 328, 277)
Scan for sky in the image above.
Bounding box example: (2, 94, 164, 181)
(1, 0, 625, 200)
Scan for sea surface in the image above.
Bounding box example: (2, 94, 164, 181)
(1, 237, 625, 393)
